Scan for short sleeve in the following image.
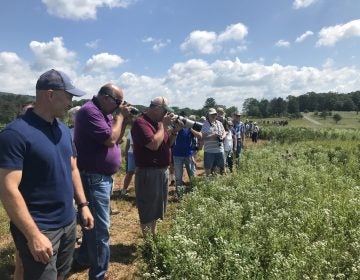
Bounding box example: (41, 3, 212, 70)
(0, 129, 26, 170)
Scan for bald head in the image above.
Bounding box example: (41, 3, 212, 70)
(97, 83, 124, 114)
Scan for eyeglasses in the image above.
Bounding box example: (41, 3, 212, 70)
(107, 94, 122, 106)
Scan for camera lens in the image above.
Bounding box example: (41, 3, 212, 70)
(130, 107, 139, 115)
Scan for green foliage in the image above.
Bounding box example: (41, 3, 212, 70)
(333, 113, 342, 124)
(140, 140, 360, 279)
(259, 127, 360, 144)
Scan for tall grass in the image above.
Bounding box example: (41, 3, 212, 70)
(141, 137, 360, 279)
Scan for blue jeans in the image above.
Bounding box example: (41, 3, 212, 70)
(76, 172, 113, 280)
(235, 138, 242, 165)
(173, 156, 195, 197)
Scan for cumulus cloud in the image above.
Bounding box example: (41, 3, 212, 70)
(295, 30, 314, 43)
(84, 53, 125, 73)
(316, 19, 360, 47)
(41, 0, 136, 20)
(180, 30, 219, 54)
(275, 40, 291, 48)
(2, 39, 360, 109)
(217, 23, 248, 42)
(0, 52, 34, 94)
(293, 0, 318, 9)
(142, 37, 171, 52)
(180, 23, 248, 55)
(29, 37, 78, 73)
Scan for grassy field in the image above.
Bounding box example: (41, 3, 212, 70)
(0, 112, 360, 279)
(253, 111, 360, 129)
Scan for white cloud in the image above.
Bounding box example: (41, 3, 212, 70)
(217, 23, 248, 42)
(85, 39, 101, 49)
(275, 40, 291, 48)
(0, 52, 34, 94)
(316, 19, 360, 47)
(2, 40, 360, 110)
(293, 0, 318, 9)
(84, 53, 125, 73)
(142, 37, 171, 53)
(295, 30, 314, 43)
(29, 37, 78, 74)
(180, 30, 219, 54)
(181, 23, 248, 55)
(41, 0, 136, 20)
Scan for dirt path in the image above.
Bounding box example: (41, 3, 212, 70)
(301, 113, 321, 125)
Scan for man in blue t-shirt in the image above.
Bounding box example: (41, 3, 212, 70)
(0, 69, 94, 280)
(172, 119, 202, 199)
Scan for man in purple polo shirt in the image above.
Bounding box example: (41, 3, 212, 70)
(131, 96, 180, 236)
(73, 83, 132, 280)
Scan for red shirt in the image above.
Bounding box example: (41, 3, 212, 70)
(131, 114, 171, 168)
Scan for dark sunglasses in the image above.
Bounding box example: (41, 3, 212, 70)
(107, 94, 122, 106)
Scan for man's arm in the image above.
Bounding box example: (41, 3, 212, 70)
(190, 128, 202, 140)
(104, 105, 131, 147)
(71, 157, 94, 230)
(145, 122, 165, 151)
(0, 168, 53, 264)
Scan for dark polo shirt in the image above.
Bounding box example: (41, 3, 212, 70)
(74, 97, 121, 175)
(0, 109, 76, 230)
(131, 114, 171, 168)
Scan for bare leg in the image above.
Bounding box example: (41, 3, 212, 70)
(122, 171, 134, 191)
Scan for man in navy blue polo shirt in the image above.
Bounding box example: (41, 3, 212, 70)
(0, 69, 94, 280)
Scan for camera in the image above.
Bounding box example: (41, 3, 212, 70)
(130, 107, 139, 115)
(217, 135, 223, 146)
(173, 115, 203, 132)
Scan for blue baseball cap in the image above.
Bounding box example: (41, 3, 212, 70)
(36, 69, 86, 97)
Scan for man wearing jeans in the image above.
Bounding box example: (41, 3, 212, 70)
(231, 111, 245, 166)
(172, 124, 202, 199)
(73, 83, 131, 280)
(0, 69, 94, 280)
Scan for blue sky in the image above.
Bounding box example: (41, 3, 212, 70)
(1, 0, 360, 110)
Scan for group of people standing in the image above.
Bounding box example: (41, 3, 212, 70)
(0, 68, 251, 280)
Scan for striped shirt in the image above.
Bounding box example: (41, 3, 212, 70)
(201, 120, 225, 153)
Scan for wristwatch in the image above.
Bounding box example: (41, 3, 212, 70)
(77, 201, 89, 209)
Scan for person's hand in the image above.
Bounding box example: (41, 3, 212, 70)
(163, 112, 175, 127)
(27, 232, 53, 264)
(116, 101, 132, 118)
(172, 119, 184, 132)
(80, 206, 94, 230)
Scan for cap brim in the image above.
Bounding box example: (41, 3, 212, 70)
(66, 87, 87, 97)
(164, 105, 174, 113)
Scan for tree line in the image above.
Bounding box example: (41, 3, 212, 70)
(1, 91, 360, 126)
(243, 91, 360, 118)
